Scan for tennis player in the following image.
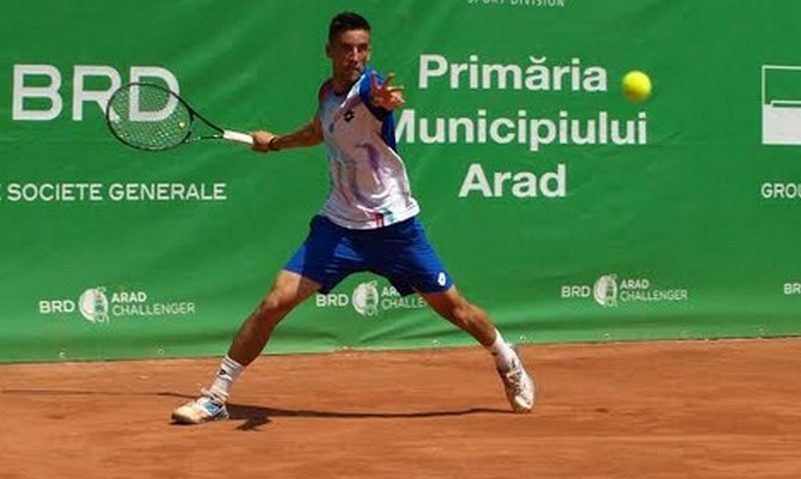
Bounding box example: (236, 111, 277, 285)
(172, 11, 534, 424)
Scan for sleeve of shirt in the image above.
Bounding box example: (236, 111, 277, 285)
(317, 79, 333, 117)
(358, 68, 391, 121)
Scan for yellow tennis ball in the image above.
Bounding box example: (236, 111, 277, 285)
(622, 70, 652, 102)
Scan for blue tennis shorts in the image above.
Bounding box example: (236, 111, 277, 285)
(284, 215, 453, 296)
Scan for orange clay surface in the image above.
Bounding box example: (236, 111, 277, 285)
(1, 338, 800, 478)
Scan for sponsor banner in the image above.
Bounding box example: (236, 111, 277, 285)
(2, 0, 801, 362)
(38, 286, 197, 324)
(315, 280, 427, 318)
(561, 275, 689, 308)
(0, 182, 228, 203)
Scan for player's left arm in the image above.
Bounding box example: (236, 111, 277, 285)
(369, 72, 405, 111)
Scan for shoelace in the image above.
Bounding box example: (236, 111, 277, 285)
(200, 388, 227, 407)
(504, 367, 526, 394)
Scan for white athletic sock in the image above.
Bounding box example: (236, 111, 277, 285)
(208, 355, 244, 401)
(487, 329, 517, 371)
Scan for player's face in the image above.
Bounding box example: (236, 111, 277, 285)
(327, 29, 371, 85)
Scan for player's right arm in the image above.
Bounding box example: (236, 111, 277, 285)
(251, 116, 323, 153)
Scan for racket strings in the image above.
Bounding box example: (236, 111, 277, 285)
(107, 84, 191, 150)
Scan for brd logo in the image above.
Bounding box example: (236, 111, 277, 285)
(38, 286, 110, 323)
(12, 64, 179, 121)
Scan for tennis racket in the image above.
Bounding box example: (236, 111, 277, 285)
(105, 82, 253, 151)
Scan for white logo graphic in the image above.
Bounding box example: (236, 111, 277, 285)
(78, 287, 110, 323)
(437, 272, 447, 287)
(39, 285, 196, 323)
(315, 280, 427, 316)
(563, 273, 688, 308)
(351, 281, 380, 317)
(593, 275, 618, 308)
(466, 0, 567, 8)
(762, 64, 801, 145)
(784, 283, 801, 296)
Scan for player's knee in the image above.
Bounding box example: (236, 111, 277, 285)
(255, 296, 289, 323)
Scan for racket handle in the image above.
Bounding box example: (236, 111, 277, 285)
(222, 130, 254, 145)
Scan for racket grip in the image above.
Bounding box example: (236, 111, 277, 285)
(223, 130, 254, 146)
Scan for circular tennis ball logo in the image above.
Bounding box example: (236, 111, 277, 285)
(621, 70, 652, 102)
(593, 275, 619, 308)
(352, 281, 380, 317)
(78, 287, 110, 323)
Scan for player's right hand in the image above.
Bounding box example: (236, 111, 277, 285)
(252, 130, 278, 152)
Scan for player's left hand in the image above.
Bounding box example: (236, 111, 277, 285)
(371, 72, 405, 110)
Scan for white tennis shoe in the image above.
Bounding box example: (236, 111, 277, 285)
(497, 346, 535, 413)
(171, 389, 230, 424)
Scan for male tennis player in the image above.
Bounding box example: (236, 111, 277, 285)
(172, 11, 534, 424)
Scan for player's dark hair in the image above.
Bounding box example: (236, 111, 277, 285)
(328, 12, 371, 43)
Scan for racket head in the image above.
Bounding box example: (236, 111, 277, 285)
(105, 82, 193, 151)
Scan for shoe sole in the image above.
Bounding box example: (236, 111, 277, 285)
(170, 409, 230, 425)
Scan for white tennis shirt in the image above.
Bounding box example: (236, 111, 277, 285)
(316, 68, 420, 230)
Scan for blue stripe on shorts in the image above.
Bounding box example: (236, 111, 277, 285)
(284, 215, 453, 296)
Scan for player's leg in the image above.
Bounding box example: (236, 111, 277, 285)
(368, 217, 534, 412)
(227, 270, 321, 367)
(171, 270, 320, 424)
(420, 287, 535, 413)
(418, 286, 519, 368)
(172, 215, 360, 424)
(417, 286, 495, 346)
(205, 270, 322, 400)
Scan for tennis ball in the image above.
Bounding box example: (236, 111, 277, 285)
(178, 121, 186, 129)
(621, 70, 652, 102)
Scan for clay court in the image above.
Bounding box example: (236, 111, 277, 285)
(2, 338, 800, 478)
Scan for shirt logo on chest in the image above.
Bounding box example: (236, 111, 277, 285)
(328, 109, 356, 133)
(324, 96, 361, 133)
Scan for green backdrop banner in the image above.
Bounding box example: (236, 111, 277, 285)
(1, 1, 799, 362)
